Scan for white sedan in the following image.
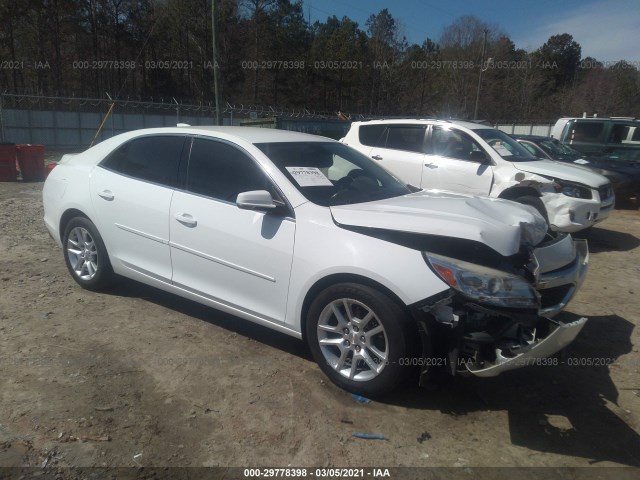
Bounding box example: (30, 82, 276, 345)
(43, 126, 588, 395)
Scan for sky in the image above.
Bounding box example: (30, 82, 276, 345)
(303, 0, 640, 62)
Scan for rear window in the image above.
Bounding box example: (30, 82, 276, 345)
(385, 126, 426, 153)
(358, 125, 386, 147)
(101, 135, 185, 187)
(570, 121, 605, 142)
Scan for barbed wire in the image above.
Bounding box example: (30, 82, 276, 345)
(0, 93, 359, 120)
(0, 93, 561, 124)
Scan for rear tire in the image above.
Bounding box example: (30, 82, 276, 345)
(306, 283, 418, 397)
(62, 217, 114, 291)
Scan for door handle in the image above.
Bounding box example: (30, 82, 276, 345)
(174, 213, 197, 227)
(97, 190, 114, 201)
(424, 163, 438, 168)
(371, 155, 383, 160)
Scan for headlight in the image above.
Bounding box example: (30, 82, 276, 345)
(554, 180, 592, 199)
(424, 252, 539, 309)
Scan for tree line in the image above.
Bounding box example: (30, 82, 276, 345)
(1, 0, 638, 121)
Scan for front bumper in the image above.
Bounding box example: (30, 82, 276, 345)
(543, 191, 614, 233)
(417, 236, 589, 381)
(465, 316, 587, 377)
(531, 237, 589, 317)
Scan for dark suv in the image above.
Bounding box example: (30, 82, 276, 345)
(551, 117, 640, 162)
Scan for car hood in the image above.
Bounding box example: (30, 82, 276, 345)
(513, 160, 608, 187)
(330, 192, 547, 256)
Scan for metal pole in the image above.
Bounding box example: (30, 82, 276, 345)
(212, 0, 222, 126)
(174, 97, 180, 124)
(473, 29, 488, 120)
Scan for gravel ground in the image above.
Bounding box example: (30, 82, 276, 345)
(0, 180, 639, 478)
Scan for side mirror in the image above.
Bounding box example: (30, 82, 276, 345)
(236, 190, 277, 210)
(469, 150, 490, 164)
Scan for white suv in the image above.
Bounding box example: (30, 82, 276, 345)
(342, 119, 614, 233)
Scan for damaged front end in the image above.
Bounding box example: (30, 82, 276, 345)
(416, 234, 589, 380)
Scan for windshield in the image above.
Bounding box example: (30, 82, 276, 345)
(539, 139, 582, 159)
(475, 129, 538, 162)
(255, 142, 411, 207)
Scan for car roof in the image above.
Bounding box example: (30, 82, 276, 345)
(558, 117, 639, 123)
(353, 119, 493, 131)
(114, 126, 336, 144)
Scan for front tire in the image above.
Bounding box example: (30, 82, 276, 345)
(63, 217, 114, 291)
(306, 283, 417, 396)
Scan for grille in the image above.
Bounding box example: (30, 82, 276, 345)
(539, 285, 572, 308)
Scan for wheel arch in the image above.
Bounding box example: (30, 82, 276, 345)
(59, 208, 93, 244)
(498, 185, 541, 200)
(299, 273, 412, 343)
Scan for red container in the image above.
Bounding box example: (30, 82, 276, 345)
(0, 143, 18, 181)
(16, 144, 46, 181)
(45, 163, 57, 177)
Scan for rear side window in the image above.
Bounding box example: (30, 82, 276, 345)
(358, 125, 386, 147)
(570, 121, 605, 142)
(611, 124, 640, 144)
(186, 138, 270, 202)
(385, 125, 426, 153)
(101, 135, 185, 187)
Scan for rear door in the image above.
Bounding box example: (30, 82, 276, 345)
(91, 135, 186, 281)
(367, 124, 427, 187)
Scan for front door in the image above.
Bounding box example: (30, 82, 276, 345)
(422, 126, 494, 195)
(169, 138, 295, 323)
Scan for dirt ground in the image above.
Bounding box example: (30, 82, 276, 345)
(0, 180, 639, 476)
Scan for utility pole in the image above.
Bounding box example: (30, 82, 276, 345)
(473, 29, 488, 120)
(212, 0, 223, 125)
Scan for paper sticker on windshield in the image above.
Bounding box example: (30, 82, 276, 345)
(574, 159, 590, 165)
(286, 167, 334, 187)
(492, 144, 513, 156)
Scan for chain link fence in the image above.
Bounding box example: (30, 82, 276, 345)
(0, 93, 556, 149)
(0, 93, 352, 149)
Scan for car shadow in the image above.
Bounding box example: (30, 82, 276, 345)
(587, 226, 640, 253)
(384, 312, 640, 466)
(101, 281, 639, 465)
(104, 278, 312, 361)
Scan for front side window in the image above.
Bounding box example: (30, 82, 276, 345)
(431, 127, 486, 161)
(101, 135, 185, 187)
(255, 142, 410, 207)
(186, 138, 271, 202)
